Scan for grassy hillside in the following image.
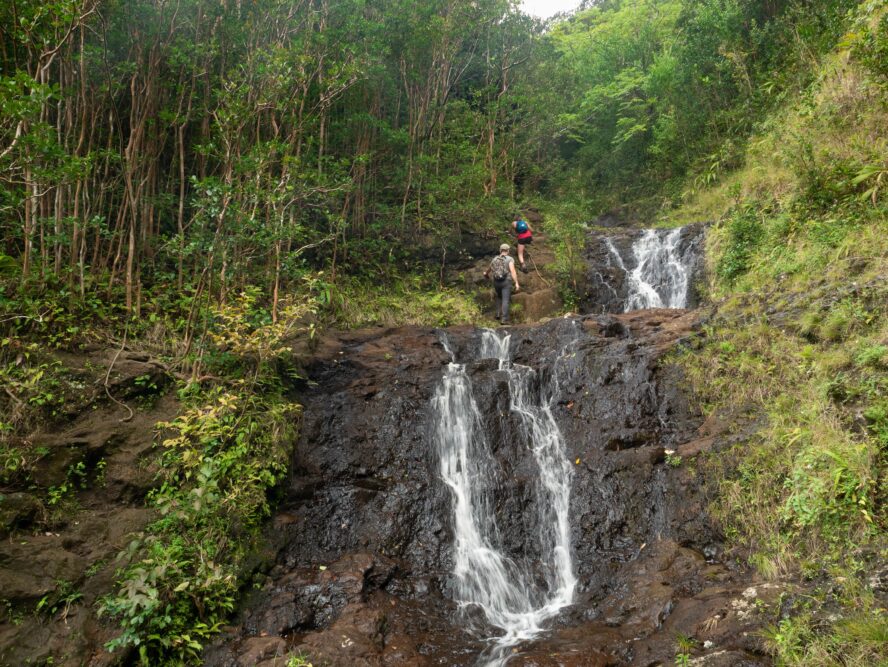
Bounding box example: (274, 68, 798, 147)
(665, 4, 887, 663)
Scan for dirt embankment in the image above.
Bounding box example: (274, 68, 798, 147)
(1, 349, 177, 666)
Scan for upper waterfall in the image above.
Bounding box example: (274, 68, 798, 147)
(581, 223, 706, 314)
(615, 228, 690, 310)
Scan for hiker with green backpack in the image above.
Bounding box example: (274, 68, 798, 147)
(483, 243, 521, 324)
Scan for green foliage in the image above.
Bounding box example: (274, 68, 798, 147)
(286, 655, 314, 667)
(677, 282, 886, 662)
(0, 0, 549, 306)
(0, 439, 47, 487)
(674, 632, 697, 654)
(850, 1, 888, 81)
(0, 2, 883, 666)
(863, 401, 888, 447)
(542, 202, 589, 311)
(325, 275, 481, 329)
(671, 20, 888, 653)
(666, 453, 683, 468)
(781, 438, 875, 533)
(715, 207, 764, 285)
(0, 279, 125, 348)
(47, 460, 88, 507)
(35, 579, 83, 620)
(855, 343, 888, 369)
(681, 293, 885, 559)
(96, 298, 311, 662)
(0, 254, 17, 279)
(207, 286, 317, 383)
(100, 388, 299, 664)
(1, 598, 26, 626)
(765, 611, 888, 666)
(543, 0, 860, 213)
(0, 346, 70, 444)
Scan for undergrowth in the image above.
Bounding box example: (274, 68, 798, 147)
(0, 268, 477, 664)
(540, 201, 589, 312)
(322, 273, 481, 329)
(99, 387, 298, 664)
(91, 288, 317, 664)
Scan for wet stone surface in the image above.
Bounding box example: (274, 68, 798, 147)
(205, 313, 773, 666)
(579, 223, 708, 314)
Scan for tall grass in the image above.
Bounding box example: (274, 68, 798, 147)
(669, 13, 888, 663)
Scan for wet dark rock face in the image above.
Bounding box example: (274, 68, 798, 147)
(579, 223, 708, 314)
(206, 313, 772, 667)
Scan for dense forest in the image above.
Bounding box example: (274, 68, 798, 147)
(1, 0, 886, 664)
(0, 0, 869, 310)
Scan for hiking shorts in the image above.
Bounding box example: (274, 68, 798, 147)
(517, 235, 532, 245)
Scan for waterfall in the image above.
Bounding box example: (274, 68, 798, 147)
(434, 330, 576, 666)
(606, 228, 691, 311)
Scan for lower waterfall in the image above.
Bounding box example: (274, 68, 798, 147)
(434, 330, 576, 666)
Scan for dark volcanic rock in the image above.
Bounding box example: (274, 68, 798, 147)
(0, 492, 42, 535)
(206, 314, 769, 666)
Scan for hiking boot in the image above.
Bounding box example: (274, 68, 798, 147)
(520, 263, 528, 273)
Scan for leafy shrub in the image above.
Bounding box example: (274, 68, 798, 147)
(716, 207, 765, 284)
(855, 343, 887, 368)
(0, 254, 17, 279)
(208, 286, 317, 382)
(100, 388, 299, 664)
(863, 402, 888, 446)
(0, 347, 69, 437)
(0, 278, 125, 349)
(852, 2, 888, 80)
(543, 205, 588, 310)
(782, 439, 875, 536)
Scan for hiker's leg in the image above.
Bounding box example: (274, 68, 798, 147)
(500, 282, 512, 323)
(517, 242, 525, 265)
(493, 283, 502, 319)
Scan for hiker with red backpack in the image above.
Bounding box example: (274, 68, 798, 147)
(512, 215, 533, 272)
(483, 243, 521, 325)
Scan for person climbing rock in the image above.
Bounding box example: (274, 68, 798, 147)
(483, 243, 520, 324)
(512, 215, 533, 272)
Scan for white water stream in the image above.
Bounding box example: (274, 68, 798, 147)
(434, 330, 576, 666)
(606, 228, 690, 311)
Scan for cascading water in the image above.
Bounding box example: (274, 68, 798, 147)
(606, 228, 691, 311)
(435, 330, 576, 666)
